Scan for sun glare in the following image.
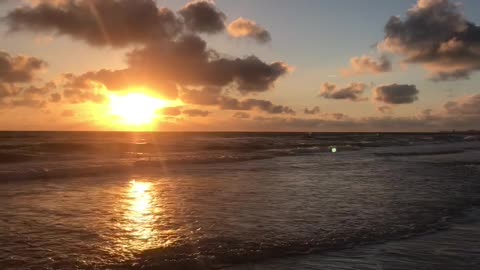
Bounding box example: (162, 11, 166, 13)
(109, 93, 169, 126)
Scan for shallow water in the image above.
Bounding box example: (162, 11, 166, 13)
(0, 132, 479, 269)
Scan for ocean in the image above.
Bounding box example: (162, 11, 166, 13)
(0, 132, 479, 269)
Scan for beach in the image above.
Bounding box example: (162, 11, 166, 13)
(0, 132, 479, 269)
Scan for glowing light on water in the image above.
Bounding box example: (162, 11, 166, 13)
(331, 147, 337, 153)
(118, 179, 161, 251)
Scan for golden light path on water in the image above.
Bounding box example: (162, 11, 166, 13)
(116, 180, 164, 254)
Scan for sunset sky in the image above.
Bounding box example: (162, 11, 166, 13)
(1, 0, 480, 131)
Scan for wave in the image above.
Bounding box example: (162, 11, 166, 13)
(0, 152, 296, 181)
(0, 152, 35, 163)
(375, 149, 465, 157)
(119, 210, 470, 270)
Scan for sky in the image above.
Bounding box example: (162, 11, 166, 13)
(0, 0, 480, 131)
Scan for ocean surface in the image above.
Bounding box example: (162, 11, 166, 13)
(0, 132, 479, 270)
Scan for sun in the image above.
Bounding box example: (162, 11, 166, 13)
(109, 93, 169, 126)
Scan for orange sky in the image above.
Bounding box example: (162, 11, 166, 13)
(0, 0, 480, 131)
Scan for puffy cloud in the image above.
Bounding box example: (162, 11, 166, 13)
(182, 109, 210, 117)
(0, 82, 55, 108)
(0, 51, 46, 83)
(5, 1, 290, 100)
(319, 82, 367, 101)
(178, 0, 226, 34)
(304, 106, 321, 115)
(444, 94, 480, 115)
(5, 0, 182, 47)
(125, 35, 289, 94)
(227, 17, 271, 43)
(373, 84, 419, 104)
(232, 112, 250, 119)
(379, 0, 480, 80)
(219, 97, 295, 115)
(342, 55, 392, 76)
(59, 35, 288, 99)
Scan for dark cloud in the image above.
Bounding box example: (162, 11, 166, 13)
(227, 17, 271, 43)
(374, 84, 419, 104)
(62, 70, 128, 91)
(49, 92, 61, 103)
(5, 1, 290, 101)
(380, 0, 480, 80)
(0, 51, 47, 83)
(219, 97, 295, 115)
(181, 86, 223, 105)
(342, 55, 392, 76)
(304, 106, 321, 115)
(60, 35, 288, 99)
(125, 35, 289, 94)
(161, 106, 182, 116)
(0, 82, 55, 108)
(178, 0, 226, 34)
(319, 82, 367, 101)
(4, 0, 290, 110)
(6, 0, 182, 47)
(232, 112, 250, 119)
(182, 109, 210, 117)
(444, 94, 480, 115)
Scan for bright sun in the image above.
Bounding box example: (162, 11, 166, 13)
(109, 93, 170, 125)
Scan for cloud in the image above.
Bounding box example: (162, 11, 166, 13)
(57, 35, 289, 99)
(227, 17, 271, 43)
(444, 94, 480, 115)
(379, 0, 480, 80)
(0, 82, 55, 108)
(125, 35, 290, 94)
(161, 106, 182, 116)
(0, 51, 47, 83)
(63, 88, 106, 104)
(182, 109, 210, 117)
(61, 109, 75, 117)
(0, 83, 21, 99)
(304, 106, 321, 115)
(373, 84, 419, 104)
(178, 0, 226, 34)
(5, 1, 290, 101)
(319, 82, 367, 101)
(232, 112, 250, 119)
(219, 97, 295, 114)
(376, 105, 394, 114)
(49, 92, 61, 103)
(342, 55, 392, 76)
(181, 86, 223, 105)
(5, 0, 182, 47)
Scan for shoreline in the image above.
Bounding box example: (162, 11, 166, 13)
(226, 207, 480, 270)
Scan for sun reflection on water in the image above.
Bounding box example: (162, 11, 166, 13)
(121, 179, 160, 251)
